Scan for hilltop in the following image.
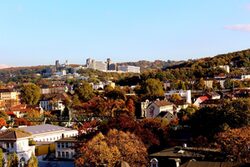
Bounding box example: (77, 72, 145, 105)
(165, 49, 250, 70)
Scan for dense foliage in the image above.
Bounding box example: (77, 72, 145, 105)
(75, 129, 148, 167)
(20, 83, 41, 105)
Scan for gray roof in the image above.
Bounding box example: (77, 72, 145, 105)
(181, 161, 242, 167)
(20, 124, 76, 135)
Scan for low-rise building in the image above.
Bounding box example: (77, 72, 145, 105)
(165, 90, 192, 104)
(0, 129, 35, 166)
(19, 124, 78, 143)
(117, 65, 140, 73)
(0, 89, 19, 100)
(55, 137, 77, 160)
(145, 100, 174, 118)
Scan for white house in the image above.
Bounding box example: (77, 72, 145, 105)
(0, 129, 35, 167)
(165, 90, 192, 104)
(145, 100, 174, 118)
(193, 96, 209, 107)
(241, 74, 250, 80)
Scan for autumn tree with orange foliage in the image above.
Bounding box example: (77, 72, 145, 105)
(25, 109, 41, 125)
(80, 96, 133, 117)
(75, 132, 121, 167)
(106, 129, 148, 167)
(75, 129, 148, 167)
(216, 126, 250, 162)
(0, 118, 7, 127)
(125, 98, 135, 116)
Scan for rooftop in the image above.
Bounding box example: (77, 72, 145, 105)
(55, 137, 77, 143)
(154, 100, 173, 107)
(0, 129, 31, 140)
(20, 124, 76, 135)
(181, 161, 245, 167)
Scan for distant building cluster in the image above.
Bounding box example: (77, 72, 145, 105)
(86, 58, 140, 73)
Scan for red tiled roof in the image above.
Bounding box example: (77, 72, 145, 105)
(198, 96, 209, 102)
(5, 111, 16, 116)
(154, 100, 173, 107)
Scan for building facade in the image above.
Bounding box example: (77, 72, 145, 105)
(55, 137, 77, 160)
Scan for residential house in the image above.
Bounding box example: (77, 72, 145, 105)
(218, 65, 230, 73)
(145, 100, 174, 118)
(180, 161, 244, 167)
(206, 92, 221, 99)
(150, 146, 225, 167)
(6, 104, 43, 121)
(204, 80, 213, 89)
(41, 86, 66, 95)
(0, 129, 35, 166)
(0, 88, 20, 109)
(39, 94, 67, 113)
(193, 96, 209, 107)
(165, 90, 192, 104)
(0, 89, 19, 101)
(241, 74, 250, 80)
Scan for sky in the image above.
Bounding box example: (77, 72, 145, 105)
(0, 0, 250, 66)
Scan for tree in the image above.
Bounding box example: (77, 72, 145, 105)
(27, 153, 38, 167)
(0, 110, 9, 121)
(213, 80, 222, 90)
(7, 152, 18, 167)
(195, 78, 205, 90)
(75, 129, 148, 167)
(71, 95, 82, 108)
(216, 126, 250, 162)
(75, 81, 94, 102)
(75, 132, 121, 167)
(26, 109, 40, 118)
(105, 88, 126, 101)
(0, 148, 3, 167)
(25, 109, 41, 125)
(141, 78, 164, 99)
(0, 118, 7, 128)
(21, 83, 41, 105)
(224, 79, 233, 89)
(189, 98, 250, 139)
(170, 93, 182, 103)
(125, 98, 135, 116)
(106, 129, 148, 167)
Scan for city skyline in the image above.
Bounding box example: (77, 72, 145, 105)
(1, 0, 250, 66)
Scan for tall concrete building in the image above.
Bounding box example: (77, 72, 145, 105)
(86, 58, 107, 72)
(55, 60, 60, 70)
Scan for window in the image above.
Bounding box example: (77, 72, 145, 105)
(6, 143, 9, 149)
(57, 143, 60, 148)
(57, 152, 61, 157)
(66, 152, 69, 158)
(62, 143, 64, 148)
(62, 152, 65, 158)
(65, 142, 68, 148)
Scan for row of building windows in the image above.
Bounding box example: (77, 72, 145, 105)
(6, 143, 14, 149)
(57, 142, 74, 148)
(35, 133, 77, 142)
(35, 136, 61, 142)
(57, 151, 74, 158)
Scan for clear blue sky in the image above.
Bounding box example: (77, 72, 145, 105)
(1, 0, 250, 66)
